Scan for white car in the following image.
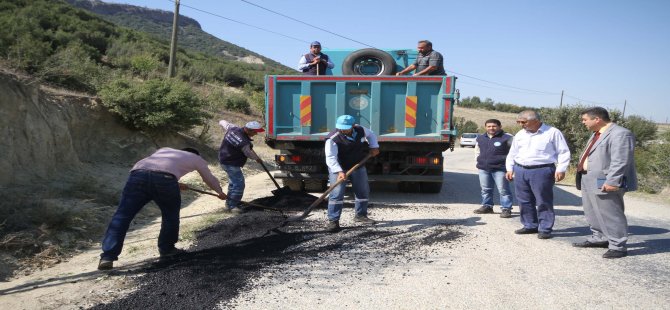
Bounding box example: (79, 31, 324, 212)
(459, 133, 478, 148)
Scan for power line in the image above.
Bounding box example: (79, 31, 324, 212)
(447, 70, 560, 96)
(168, 0, 311, 45)
(169, 0, 628, 112)
(562, 94, 621, 107)
(240, 0, 375, 48)
(457, 80, 557, 95)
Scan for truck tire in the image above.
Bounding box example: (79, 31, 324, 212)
(304, 179, 327, 192)
(342, 48, 396, 76)
(420, 181, 443, 193)
(281, 179, 304, 191)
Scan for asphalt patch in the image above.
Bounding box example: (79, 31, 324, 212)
(92, 200, 463, 310)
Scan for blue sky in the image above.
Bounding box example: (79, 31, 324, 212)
(110, 0, 670, 123)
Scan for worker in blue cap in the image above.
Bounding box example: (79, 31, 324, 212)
(324, 115, 380, 232)
(298, 41, 334, 75)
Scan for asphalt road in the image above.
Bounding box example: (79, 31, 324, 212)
(226, 148, 670, 309)
(95, 148, 670, 309)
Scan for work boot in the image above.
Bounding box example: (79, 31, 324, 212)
(97, 259, 113, 270)
(473, 206, 494, 214)
(159, 248, 187, 258)
(500, 209, 512, 218)
(602, 249, 627, 259)
(326, 221, 340, 233)
(354, 215, 377, 225)
(224, 207, 245, 214)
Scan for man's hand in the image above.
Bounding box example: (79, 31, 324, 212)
(337, 172, 346, 182)
(178, 183, 189, 190)
(218, 192, 227, 200)
(311, 57, 320, 65)
(505, 171, 514, 181)
(369, 148, 380, 157)
(555, 172, 565, 182)
(601, 184, 619, 192)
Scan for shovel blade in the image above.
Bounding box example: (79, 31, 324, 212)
(285, 213, 311, 222)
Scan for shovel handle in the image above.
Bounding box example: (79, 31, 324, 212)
(259, 160, 281, 189)
(293, 154, 372, 220)
(184, 186, 278, 211)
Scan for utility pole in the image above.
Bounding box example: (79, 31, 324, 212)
(559, 90, 564, 108)
(167, 0, 180, 78)
(622, 99, 627, 119)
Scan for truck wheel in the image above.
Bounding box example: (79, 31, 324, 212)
(304, 179, 327, 192)
(398, 181, 421, 193)
(342, 48, 396, 76)
(420, 181, 443, 193)
(282, 179, 304, 191)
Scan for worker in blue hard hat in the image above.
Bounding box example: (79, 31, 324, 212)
(323, 115, 380, 232)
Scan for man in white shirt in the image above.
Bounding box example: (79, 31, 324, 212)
(505, 110, 570, 239)
(324, 115, 380, 232)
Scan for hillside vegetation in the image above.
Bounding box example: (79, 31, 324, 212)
(65, 0, 291, 69)
(0, 0, 293, 137)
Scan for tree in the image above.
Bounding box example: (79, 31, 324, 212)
(100, 78, 208, 135)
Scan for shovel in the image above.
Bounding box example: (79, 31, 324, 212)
(258, 160, 293, 197)
(184, 186, 281, 212)
(285, 154, 372, 223)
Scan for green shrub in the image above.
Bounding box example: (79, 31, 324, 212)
(39, 43, 106, 92)
(635, 143, 670, 193)
(224, 94, 250, 113)
(130, 53, 162, 78)
(100, 78, 208, 135)
(454, 117, 479, 134)
(620, 115, 657, 147)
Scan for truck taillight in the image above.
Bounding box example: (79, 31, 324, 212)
(277, 155, 287, 163)
(416, 157, 428, 165)
(291, 155, 302, 163)
(432, 157, 441, 165)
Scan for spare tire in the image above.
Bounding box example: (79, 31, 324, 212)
(342, 48, 396, 76)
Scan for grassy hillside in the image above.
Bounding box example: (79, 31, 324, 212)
(65, 0, 292, 71)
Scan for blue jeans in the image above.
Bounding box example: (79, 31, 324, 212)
(478, 169, 513, 210)
(327, 167, 370, 221)
(222, 164, 245, 209)
(513, 165, 556, 233)
(101, 170, 181, 261)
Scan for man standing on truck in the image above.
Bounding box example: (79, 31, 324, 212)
(473, 119, 514, 218)
(505, 110, 570, 240)
(298, 41, 334, 75)
(98, 147, 227, 270)
(218, 119, 264, 213)
(395, 40, 446, 76)
(325, 115, 380, 232)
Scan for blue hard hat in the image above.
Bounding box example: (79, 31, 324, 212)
(335, 115, 355, 130)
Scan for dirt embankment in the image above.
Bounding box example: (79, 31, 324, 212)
(0, 71, 197, 279)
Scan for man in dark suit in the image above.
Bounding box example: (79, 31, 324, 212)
(573, 107, 638, 259)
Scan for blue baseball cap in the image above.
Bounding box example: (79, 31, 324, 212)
(335, 115, 355, 130)
(311, 41, 321, 47)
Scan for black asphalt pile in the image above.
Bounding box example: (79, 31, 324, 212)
(92, 205, 464, 310)
(247, 191, 322, 212)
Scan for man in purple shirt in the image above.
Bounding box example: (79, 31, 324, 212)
(98, 147, 226, 270)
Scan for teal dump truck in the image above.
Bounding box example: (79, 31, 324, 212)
(264, 48, 458, 193)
